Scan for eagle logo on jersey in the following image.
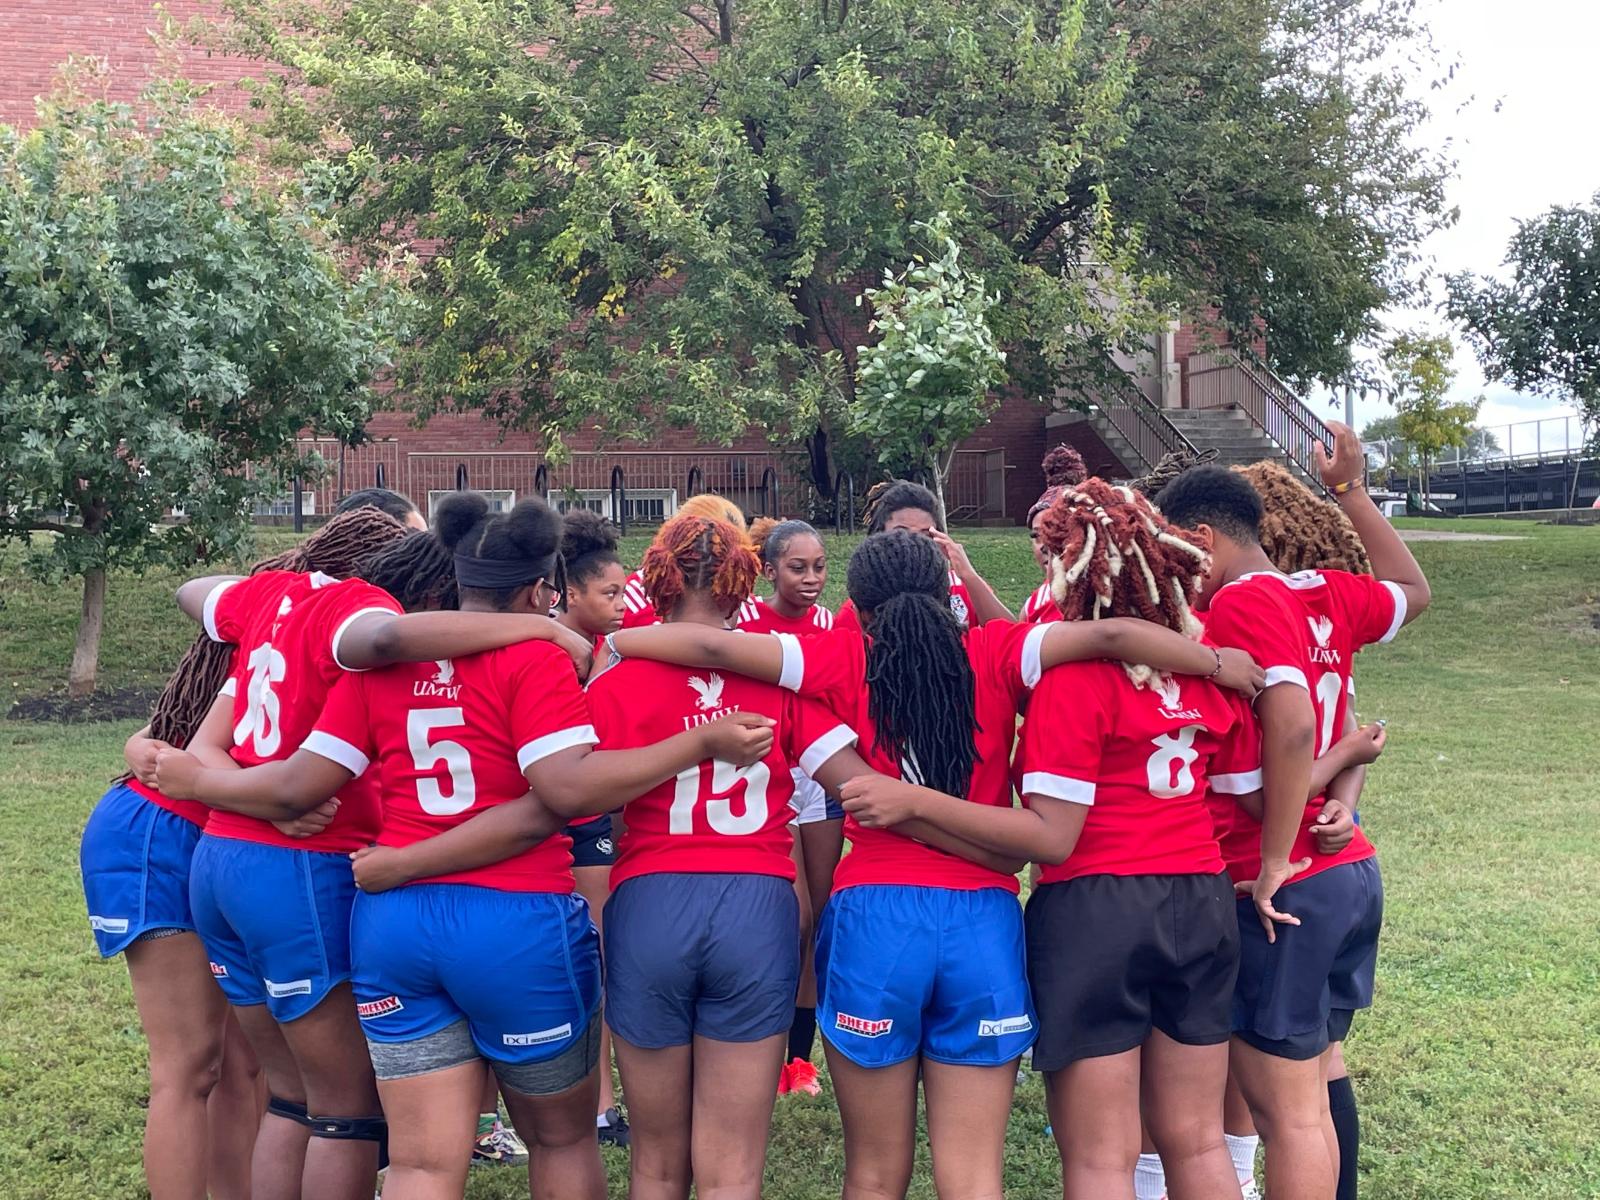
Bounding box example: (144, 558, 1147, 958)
(1308, 615, 1335, 649)
(1154, 675, 1183, 712)
(432, 660, 456, 686)
(687, 673, 726, 712)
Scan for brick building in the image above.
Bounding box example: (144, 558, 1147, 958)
(2, 1, 1306, 526)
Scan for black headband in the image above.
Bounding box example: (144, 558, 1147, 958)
(453, 551, 558, 590)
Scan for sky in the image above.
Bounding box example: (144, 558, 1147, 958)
(1327, 0, 1598, 453)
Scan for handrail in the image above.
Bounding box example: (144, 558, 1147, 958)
(610, 466, 627, 536)
(1089, 380, 1197, 472)
(1187, 352, 1333, 493)
(833, 471, 856, 533)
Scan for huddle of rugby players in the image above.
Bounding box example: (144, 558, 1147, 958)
(79, 420, 1426, 1200)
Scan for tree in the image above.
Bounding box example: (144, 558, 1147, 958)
(849, 215, 1006, 520)
(0, 70, 408, 696)
(215, 0, 1451, 493)
(1446, 191, 1600, 506)
(1380, 332, 1479, 504)
(1361, 414, 1500, 474)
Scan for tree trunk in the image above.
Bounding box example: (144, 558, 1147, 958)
(68, 566, 106, 699)
(929, 449, 949, 528)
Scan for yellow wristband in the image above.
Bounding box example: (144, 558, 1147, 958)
(1331, 477, 1364, 496)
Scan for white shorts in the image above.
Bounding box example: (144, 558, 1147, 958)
(788, 770, 838, 826)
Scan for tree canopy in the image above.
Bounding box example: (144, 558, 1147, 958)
(217, 0, 1453, 489)
(0, 71, 409, 694)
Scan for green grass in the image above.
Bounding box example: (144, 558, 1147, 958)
(3, 520, 1599, 1198)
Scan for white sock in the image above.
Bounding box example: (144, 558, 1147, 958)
(1134, 1152, 1167, 1200)
(1225, 1133, 1260, 1187)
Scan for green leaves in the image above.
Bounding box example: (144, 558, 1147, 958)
(0, 69, 408, 622)
(850, 214, 1006, 480)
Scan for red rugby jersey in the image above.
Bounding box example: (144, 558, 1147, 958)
(620, 571, 657, 629)
(203, 569, 399, 852)
(304, 643, 597, 891)
(835, 569, 974, 635)
(735, 596, 835, 636)
(1020, 660, 1259, 883)
(1201, 569, 1404, 883)
(586, 658, 856, 888)
(1019, 581, 1060, 625)
(791, 619, 1047, 894)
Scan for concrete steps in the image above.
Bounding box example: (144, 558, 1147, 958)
(1163, 407, 1320, 488)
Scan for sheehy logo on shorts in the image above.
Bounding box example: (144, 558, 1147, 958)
(503, 1022, 572, 1048)
(356, 995, 405, 1019)
(89, 915, 129, 934)
(835, 1012, 893, 1038)
(264, 977, 313, 999)
(977, 1015, 1033, 1038)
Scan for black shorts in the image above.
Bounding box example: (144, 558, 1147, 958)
(566, 814, 615, 870)
(1232, 856, 1382, 1061)
(1027, 872, 1239, 1070)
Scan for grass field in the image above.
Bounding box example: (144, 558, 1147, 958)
(3, 519, 1598, 1199)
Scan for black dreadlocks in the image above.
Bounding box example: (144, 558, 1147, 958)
(846, 531, 977, 797)
(357, 530, 459, 614)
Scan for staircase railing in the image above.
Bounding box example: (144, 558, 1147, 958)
(1089, 379, 1197, 472)
(1186, 351, 1334, 492)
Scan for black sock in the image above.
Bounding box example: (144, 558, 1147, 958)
(787, 1006, 817, 1063)
(1329, 1075, 1359, 1200)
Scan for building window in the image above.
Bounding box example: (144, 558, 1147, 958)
(548, 489, 677, 525)
(252, 494, 315, 517)
(427, 490, 515, 519)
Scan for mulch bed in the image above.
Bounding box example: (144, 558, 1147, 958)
(8, 686, 160, 724)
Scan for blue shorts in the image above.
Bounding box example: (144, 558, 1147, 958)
(80, 783, 203, 958)
(188, 834, 356, 1022)
(1233, 857, 1383, 1060)
(817, 884, 1036, 1068)
(605, 873, 799, 1049)
(351, 884, 600, 1073)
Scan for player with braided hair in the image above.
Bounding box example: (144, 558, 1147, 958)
(850, 482, 1263, 1200)
(78, 504, 413, 1200)
(736, 518, 838, 1095)
(1155, 425, 1431, 1200)
(1021, 445, 1090, 623)
(845, 478, 1013, 628)
(609, 529, 1265, 1200)
(618, 493, 749, 628)
(578, 513, 868, 1200)
(1235, 461, 1371, 576)
(157, 496, 774, 1200)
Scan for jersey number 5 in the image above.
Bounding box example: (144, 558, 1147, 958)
(407, 708, 476, 816)
(670, 760, 772, 835)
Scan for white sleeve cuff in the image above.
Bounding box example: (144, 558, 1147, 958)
(330, 606, 399, 672)
(300, 730, 370, 777)
(201, 580, 236, 642)
(517, 725, 599, 772)
(1263, 665, 1309, 691)
(1379, 581, 1407, 644)
(1021, 771, 1096, 806)
(1020, 622, 1049, 689)
(1210, 769, 1263, 795)
(774, 632, 804, 692)
(218, 677, 237, 699)
(798, 723, 857, 776)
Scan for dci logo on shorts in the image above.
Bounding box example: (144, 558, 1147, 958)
(503, 1022, 572, 1048)
(977, 1015, 1034, 1038)
(264, 977, 313, 999)
(356, 995, 405, 1020)
(835, 1012, 893, 1038)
